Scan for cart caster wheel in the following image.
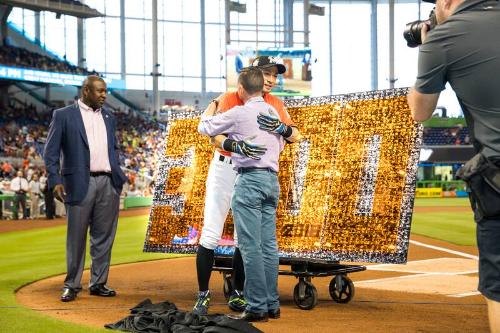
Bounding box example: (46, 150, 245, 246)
(293, 281, 318, 310)
(223, 273, 233, 301)
(329, 275, 354, 303)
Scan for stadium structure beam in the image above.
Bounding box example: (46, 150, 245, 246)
(370, 0, 378, 90)
(201, 0, 206, 95)
(283, 0, 293, 47)
(0, 4, 12, 46)
(77, 17, 85, 69)
(151, 0, 160, 113)
(34, 10, 39, 43)
(389, 0, 396, 88)
(224, 0, 230, 45)
(328, 0, 332, 94)
(303, 0, 309, 47)
(120, 0, 125, 80)
(0, 0, 103, 18)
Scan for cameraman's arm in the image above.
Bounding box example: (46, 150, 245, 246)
(408, 22, 442, 123)
(407, 88, 440, 122)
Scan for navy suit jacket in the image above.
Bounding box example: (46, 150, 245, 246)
(44, 103, 128, 204)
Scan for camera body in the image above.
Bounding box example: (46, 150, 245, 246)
(403, 9, 437, 47)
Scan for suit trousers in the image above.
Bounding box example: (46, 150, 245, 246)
(43, 188, 55, 219)
(13, 193, 27, 219)
(64, 174, 120, 290)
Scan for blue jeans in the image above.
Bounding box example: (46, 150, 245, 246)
(231, 169, 280, 313)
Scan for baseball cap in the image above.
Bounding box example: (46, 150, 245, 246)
(250, 56, 287, 74)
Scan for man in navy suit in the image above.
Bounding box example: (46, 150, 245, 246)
(44, 75, 127, 302)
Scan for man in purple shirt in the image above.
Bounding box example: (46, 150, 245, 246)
(198, 68, 283, 322)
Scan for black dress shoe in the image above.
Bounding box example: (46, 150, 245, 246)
(61, 288, 77, 302)
(89, 284, 116, 297)
(228, 310, 268, 322)
(268, 308, 280, 319)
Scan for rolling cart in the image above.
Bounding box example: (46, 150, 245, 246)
(213, 256, 366, 310)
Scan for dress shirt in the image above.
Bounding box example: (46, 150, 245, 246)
(29, 180, 41, 194)
(11, 176, 29, 192)
(198, 96, 284, 172)
(39, 175, 47, 191)
(78, 99, 111, 172)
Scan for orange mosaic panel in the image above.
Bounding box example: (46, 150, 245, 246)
(144, 88, 422, 263)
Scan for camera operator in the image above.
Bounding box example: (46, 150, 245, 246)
(407, 0, 500, 331)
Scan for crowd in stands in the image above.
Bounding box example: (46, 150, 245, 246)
(0, 102, 165, 219)
(422, 126, 471, 146)
(0, 45, 96, 75)
(114, 110, 164, 196)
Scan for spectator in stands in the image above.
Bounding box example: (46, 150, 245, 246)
(29, 174, 41, 219)
(11, 170, 28, 219)
(126, 184, 142, 197)
(26, 164, 35, 181)
(39, 170, 54, 219)
(2, 161, 12, 178)
(0, 45, 93, 75)
(0, 178, 4, 219)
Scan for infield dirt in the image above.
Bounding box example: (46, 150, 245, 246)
(16, 231, 487, 333)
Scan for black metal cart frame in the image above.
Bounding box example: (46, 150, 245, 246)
(213, 256, 366, 310)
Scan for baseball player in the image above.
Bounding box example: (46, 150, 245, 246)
(193, 56, 301, 315)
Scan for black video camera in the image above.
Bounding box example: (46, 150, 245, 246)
(403, 9, 437, 48)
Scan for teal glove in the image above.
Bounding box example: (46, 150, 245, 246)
(257, 110, 293, 138)
(222, 136, 267, 160)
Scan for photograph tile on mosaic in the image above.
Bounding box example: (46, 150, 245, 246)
(144, 88, 423, 264)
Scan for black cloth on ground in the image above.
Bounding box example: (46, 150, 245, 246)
(105, 299, 263, 333)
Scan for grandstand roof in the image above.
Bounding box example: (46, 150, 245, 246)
(0, 0, 103, 18)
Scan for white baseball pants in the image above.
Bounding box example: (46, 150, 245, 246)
(199, 151, 238, 249)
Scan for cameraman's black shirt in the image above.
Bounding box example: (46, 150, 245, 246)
(415, 0, 500, 158)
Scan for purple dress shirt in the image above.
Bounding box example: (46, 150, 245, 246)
(198, 96, 284, 173)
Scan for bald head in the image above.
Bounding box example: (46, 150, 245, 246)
(81, 75, 107, 110)
(82, 75, 105, 90)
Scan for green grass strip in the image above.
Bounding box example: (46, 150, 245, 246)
(411, 198, 476, 246)
(0, 215, 185, 332)
(411, 211, 476, 246)
(413, 197, 470, 207)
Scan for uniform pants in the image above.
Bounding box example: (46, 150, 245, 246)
(199, 151, 238, 249)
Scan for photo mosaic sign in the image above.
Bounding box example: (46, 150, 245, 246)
(144, 88, 423, 264)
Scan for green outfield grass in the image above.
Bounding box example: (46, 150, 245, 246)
(411, 197, 476, 246)
(413, 197, 470, 207)
(0, 198, 477, 332)
(411, 211, 476, 246)
(0, 215, 183, 333)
